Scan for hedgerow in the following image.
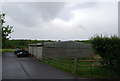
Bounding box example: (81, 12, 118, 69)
(90, 35, 120, 74)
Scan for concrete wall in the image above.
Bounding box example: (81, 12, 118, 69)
(43, 47, 93, 58)
(29, 46, 33, 56)
(28, 42, 94, 59)
(28, 46, 31, 54)
(42, 48, 67, 58)
(66, 48, 93, 58)
(36, 47, 43, 60)
(29, 46, 43, 60)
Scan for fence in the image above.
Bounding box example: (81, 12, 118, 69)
(41, 56, 102, 74)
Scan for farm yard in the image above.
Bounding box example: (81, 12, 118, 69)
(2, 36, 120, 79)
(1, 1, 119, 80)
(28, 38, 120, 79)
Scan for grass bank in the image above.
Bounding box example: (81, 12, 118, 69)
(42, 56, 119, 79)
(0, 49, 16, 52)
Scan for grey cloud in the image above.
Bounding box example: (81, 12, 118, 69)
(77, 25, 86, 30)
(28, 2, 65, 21)
(2, 2, 117, 40)
(74, 2, 98, 9)
(57, 2, 98, 21)
(57, 6, 73, 21)
(2, 2, 38, 27)
(2, 2, 97, 27)
(2, 2, 65, 27)
(118, 1, 120, 37)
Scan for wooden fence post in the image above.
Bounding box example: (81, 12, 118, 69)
(74, 56, 78, 74)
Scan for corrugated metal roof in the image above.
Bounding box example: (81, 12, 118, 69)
(43, 41, 92, 49)
(28, 41, 92, 48)
(28, 43, 42, 46)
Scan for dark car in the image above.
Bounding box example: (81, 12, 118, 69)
(15, 49, 30, 57)
(14, 48, 21, 55)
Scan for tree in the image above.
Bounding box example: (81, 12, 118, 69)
(0, 12, 13, 48)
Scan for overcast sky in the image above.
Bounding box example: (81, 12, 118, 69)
(1, 0, 118, 40)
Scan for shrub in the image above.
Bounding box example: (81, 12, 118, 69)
(90, 35, 120, 74)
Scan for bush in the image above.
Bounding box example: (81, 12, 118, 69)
(90, 35, 120, 74)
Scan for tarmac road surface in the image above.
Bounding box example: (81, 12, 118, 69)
(2, 52, 76, 79)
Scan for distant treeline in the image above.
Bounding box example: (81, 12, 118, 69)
(3, 39, 91, 49)
(75, 40, 91, 44)
(3, 40, 54, 49)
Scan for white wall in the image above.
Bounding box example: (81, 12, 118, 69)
(36, 47, 43, 60)
(29, 46, 43, 60)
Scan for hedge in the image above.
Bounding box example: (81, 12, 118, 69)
(90, 35, 120, 74)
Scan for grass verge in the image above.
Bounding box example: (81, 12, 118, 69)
(0, 49, 16, 52)
(42, 57, 119, 79)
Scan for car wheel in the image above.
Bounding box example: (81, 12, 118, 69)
(17, 55, 20, 57)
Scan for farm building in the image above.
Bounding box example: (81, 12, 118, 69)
(28, 41, 94, 60)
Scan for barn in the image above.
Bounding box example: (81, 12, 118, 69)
(28, 41, 93, 60)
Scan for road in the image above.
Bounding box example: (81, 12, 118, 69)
(2, 52, 75, 79)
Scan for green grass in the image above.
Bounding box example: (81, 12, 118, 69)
(0, 49, 16, 52)
(42, 57, 119, 78)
